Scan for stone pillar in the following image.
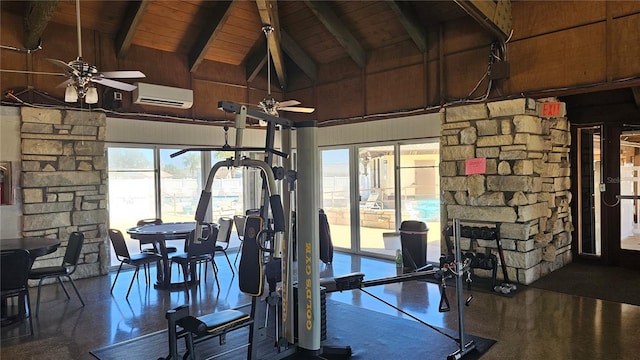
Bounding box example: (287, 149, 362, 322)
(441, 98, 572, 284)
(21, 107, 108, 278)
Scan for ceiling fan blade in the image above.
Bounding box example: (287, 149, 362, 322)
(47, 58, 76, 74)
(98, 70, 146, 79)
(0, 69, 66, 77)
(279, 106, 315, 113)
(278, 99, 301, 107)
(56, 79, 74, 88)
(92, 78, 137, 91)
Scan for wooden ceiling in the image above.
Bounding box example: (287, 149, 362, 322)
(1, 0, 510, 92)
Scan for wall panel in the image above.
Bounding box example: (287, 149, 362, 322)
(512, 1, 605, 40)
(316, 77, 363, 120)
(610, 14, 640, 79)
(366, 64, 425, 114)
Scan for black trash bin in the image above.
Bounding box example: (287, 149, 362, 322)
(399, 220, 428, 270)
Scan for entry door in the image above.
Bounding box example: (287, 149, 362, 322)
(619, 131, 640, 259)
(575, 126, 601, 257)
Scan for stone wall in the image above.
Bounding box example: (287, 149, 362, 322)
(21, 107, 108, 279)
(441, 98, 572, 285)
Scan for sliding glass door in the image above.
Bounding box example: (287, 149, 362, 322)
(321, 148, 353, 250)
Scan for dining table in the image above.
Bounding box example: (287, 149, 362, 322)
(127, 222, 212, 290)
(1, 236, 61, 326)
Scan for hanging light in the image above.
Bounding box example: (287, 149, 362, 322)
(65, 84, 78, 102)
(85, 86, 98, 104)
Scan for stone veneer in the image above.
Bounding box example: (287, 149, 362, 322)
(441, 98, 572, 285)
(21, 107, 108, 279)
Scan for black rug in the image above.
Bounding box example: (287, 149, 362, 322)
(529, 262, 640, 306)
(91, 299, 495, 360)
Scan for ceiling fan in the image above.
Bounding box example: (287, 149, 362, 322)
(257, 25, 314, 117)
(1, 0, 145, 104)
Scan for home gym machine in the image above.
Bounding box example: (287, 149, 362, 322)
(163, 102, 482, 360)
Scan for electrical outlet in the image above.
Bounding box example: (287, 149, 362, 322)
(599, 183, 606, 192)
(114, 92, 122, 101)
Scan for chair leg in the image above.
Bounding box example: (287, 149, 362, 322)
(233, 241, 243, 266)
(126, 266, 140, 299)
(57, 277, 71, 299)
(35, 279, 45, 317)
(223, 251, 235, 275)
(111, 263, 124, 293)
(25, 291, 34, 336)
(210, 259, 220, 289)
(66, 276, 85, 306)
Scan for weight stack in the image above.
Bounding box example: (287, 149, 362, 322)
(293, 285, 327, 341)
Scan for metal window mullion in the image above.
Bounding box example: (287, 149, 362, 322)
(350, 145, 360, 252)
(154, 147, 162, 219)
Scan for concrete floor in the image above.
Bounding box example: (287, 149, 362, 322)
(2, 251, 639, 359)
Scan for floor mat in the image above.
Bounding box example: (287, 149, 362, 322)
(91, 299, 495, 360)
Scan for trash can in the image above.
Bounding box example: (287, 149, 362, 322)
(399, 220, 428, 270)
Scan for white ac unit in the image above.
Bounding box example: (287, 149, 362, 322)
(133, 82, 193, 109)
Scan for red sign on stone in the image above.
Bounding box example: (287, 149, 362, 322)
(465, 158, 486, 175)
(539, 102, 563, 117)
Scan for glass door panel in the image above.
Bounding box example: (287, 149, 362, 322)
(620, 134, 640, 251)
(358, 145, 395, 257)
(576, 127, 601, 256)
(159, 149, 202, 223)
(107, 147, 156, 267)
(399, 142, 441, 263)
(321, 149, 352, 250)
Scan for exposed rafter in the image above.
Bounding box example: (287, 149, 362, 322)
(454, 0, 512, 42)
(24, 0, 59, 50)
(387, 0, 428, 53)
(188, 1, 234, 73)
(115, 0, 149, 59)
(281, 29, 317, 81)
(256, 0, 286, 89)
(304, 0, 367, 68)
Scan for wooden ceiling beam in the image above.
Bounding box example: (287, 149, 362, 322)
(115, 0, 150, 59)
(256, 0, 287, 90)
(24, 0, 59, 50)
(454, 0, 512, 42)
(188, 1, 234, 73)
(282, 29, 317, 81)
(387, 0, 428, 53)
(304, 0, 367, 68)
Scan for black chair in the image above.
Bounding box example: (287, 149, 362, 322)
(28, 231, 85, 317)
(1, 249, 34, 335)
(171, 225, 219, 291)
(232, 215, 246, 266)
(137, 218, 178, 254)
(109, 229, 162, 299)
(215, 217, 235, 275)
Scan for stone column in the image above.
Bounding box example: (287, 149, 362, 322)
(21, 107, 108, 278)
(441, 98, 572, 284)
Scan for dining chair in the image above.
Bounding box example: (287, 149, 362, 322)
(109, 229, 162, 299)
(1, 249, 34, 335)
(170, 225, 220, 292)
(233, 215, 247, 266)
(28, 231, 85, 317)
(215, 217, 235, 275)
(136, 218, 178, 254)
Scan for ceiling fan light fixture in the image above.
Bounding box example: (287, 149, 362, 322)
(65, 84, 78, 102)
(85, 86, 98, 104)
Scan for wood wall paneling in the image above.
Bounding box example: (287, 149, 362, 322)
(443, 48, 493, 100)
(366, 39, 423, 74)
(443, 17, 492, 55)
(120, 45, 191, 89)
(610, 14, 640, 79)
(316, 57, 362, 85)
(194, 60, 248, 87)
(507, 23, 607, 94)
(192, 79, 246, 120)
(511, 1, 606, 40)
(316, 77, 363, 121)
(366, 64, 425, 114)
(609, 1, 640, 18)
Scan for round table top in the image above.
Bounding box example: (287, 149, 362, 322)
(0, 237, 61, 258)
(127, 222, 199, 240)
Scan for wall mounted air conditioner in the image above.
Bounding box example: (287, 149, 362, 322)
(133, 82, 193, 109)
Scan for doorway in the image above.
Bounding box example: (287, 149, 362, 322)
(573, 124, 640, 268)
